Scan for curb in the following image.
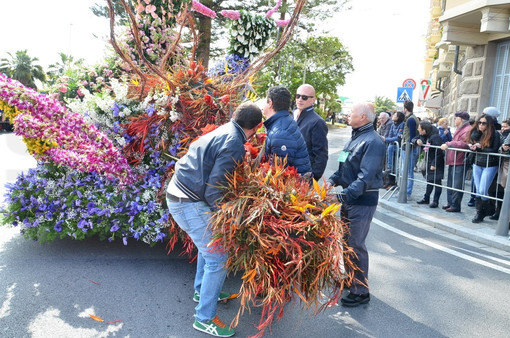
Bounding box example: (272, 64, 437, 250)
(378, 199, 510, 253)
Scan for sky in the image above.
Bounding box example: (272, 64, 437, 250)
(0, 0, 430, 105)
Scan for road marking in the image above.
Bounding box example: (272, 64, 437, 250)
(453, 246, 510, 267)
(372, 218, 510, 275)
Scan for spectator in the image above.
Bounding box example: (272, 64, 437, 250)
(490, 118, 510, 220)
(377, 112, 393, 138)
(382, 111, 405, 189)
(467, 114, 502, 223)
(440, 112, 471, 212)
(437, 117, 453, 143)
(412, 121, 445, 208)
(293, 84, 329, 181)
(401, 100, 420, 199)
(264, 86, 312, 176)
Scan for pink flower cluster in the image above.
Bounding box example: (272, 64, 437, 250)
(275, 19, 290, 27)
(220, 10, 241, 20)
(265, 0, 282, 18)
(0, 74, 135, 185)
(192, 0, 217, 18)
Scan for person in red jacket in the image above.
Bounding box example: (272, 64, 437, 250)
(440, 111, 471, 212)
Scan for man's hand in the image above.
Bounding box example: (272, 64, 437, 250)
(416, 139, 423, 146)
(440, 144, 448, 151)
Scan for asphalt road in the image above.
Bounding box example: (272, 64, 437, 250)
(1, 127, 510, 337)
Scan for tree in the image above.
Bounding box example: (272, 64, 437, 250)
(92, 0, 347, 68)
(255, 36, 353, 116)
(0, 50, 46, 89)
(47, 53, 84, 83)
(373, 96, 397, 113)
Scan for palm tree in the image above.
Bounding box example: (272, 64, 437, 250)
(0, 50, 46, 89)
(47, 52, 84, 80)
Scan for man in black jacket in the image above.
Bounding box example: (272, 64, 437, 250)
(326, 102, 385, 307)
(293, 84, 328, 181)
(167, 102, 262, 337)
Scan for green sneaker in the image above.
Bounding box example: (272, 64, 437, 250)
(193, 316, 235, 337)
(193, 290, 231, 303)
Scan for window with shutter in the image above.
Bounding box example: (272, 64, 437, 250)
(490, 42, 510, 121)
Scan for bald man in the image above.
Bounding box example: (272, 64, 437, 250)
(293, 84, 329, 181)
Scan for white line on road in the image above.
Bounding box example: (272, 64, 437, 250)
(373, 218, 510, 275)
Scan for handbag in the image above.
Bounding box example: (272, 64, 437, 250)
(416, 152, 427, 172)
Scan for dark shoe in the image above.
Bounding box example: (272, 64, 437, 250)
(472, 198, 484, 223)
(467, 198, 476, 207)
(429, 202, 438, 208)
(341, 292, 370, 307)
(445, 208, 460, 213)
(442, 205, 450, 210)
(489, 212, 500, 220)
(417, 199, 429, 205)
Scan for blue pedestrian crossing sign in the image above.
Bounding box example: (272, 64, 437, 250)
(396, 87, 413, 103)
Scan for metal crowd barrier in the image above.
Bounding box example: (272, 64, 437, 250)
(381, 141, 509, 237)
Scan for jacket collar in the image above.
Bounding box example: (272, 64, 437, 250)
(296, 106, 314, 121)
(263, 110, 290, 128)
(352, 122, 374, 136)
(232, 119, 247, 142)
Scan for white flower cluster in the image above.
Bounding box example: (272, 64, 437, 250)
(68, 81, 142, 131)
(230, 10, 276, 59)
(140, 87, 181, 121)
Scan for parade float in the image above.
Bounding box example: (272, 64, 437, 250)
(0, 1, 355, 336)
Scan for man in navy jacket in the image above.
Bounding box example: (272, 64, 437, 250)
(264, 86, 312, 176)
(294, 84, 329, 181)
(327, 102, 385, 307)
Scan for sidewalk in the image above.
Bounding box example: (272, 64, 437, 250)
(378, 177, 510, 253)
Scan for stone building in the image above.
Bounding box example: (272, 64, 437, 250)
(425, 0, 510, 122)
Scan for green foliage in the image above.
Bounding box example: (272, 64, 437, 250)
(0, 50, 46, 89)
(45, 53, 119, 102)
(374, 96, 397, 113)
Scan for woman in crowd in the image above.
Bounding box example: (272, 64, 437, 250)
(382, 111, 405, 188)
(490, 119, 510, 220)
(437, 117, 453, 143)
(466, 114, 502, 223)
(412, 121, 444, 208)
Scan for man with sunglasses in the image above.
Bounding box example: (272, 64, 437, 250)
(293, 84, 329, 181)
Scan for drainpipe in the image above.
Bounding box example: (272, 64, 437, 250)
(453, 45, 462, 75)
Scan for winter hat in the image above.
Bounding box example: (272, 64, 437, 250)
(482, 107, 501, 122)
(454, 111, 470, 121)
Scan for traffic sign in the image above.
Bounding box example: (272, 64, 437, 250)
(402, 78, 416, 89)
(419, 79, 432, 101)
(396, 87, 413, 103)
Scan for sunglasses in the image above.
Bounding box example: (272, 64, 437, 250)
(295, 94, 313, 100)
(479, 121, 488, 125)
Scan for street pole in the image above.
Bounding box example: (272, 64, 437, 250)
(398, 142, 411, 203)
(495, 165, 510, 236)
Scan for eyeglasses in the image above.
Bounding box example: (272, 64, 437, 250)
(295, 94, 313, 100)
(479, 121, 488, 125)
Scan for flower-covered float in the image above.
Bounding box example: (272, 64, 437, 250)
(0, 1, 356, 336)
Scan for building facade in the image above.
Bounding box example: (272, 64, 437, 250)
(425, 0, 510, 122)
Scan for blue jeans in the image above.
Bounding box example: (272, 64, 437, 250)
(401, 146, 419, 196)
(167, 199, 227, 323)
(472, 165, 498, 201)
